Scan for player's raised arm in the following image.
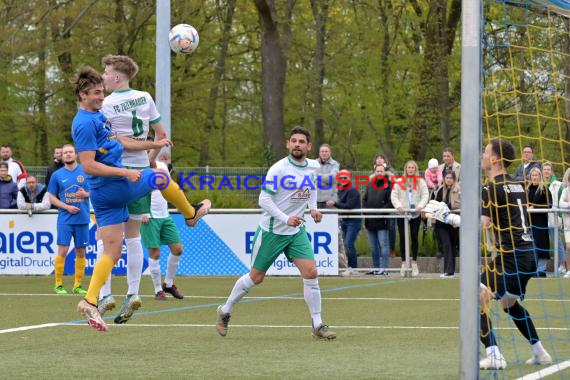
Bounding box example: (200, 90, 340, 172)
(78, 150, 130, 178)
(117, 135, 172, 152)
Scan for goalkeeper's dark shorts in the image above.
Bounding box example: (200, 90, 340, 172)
(480, 249, 537, 300)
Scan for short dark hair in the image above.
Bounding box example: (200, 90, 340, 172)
(71, 66, 103, 100)
(490, 138, 516, 168)
(522, 144, 533, 152)
(1, 144, 11, 149)
(443, 170, 456, 181)
(442, 147, 454, 155)
(289, 127, 311, 143)
(54, 145, 63, 150)
(0, 162, 8, 169)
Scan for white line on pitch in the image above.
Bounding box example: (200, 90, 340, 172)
(57, 324, 570, 331)
(515, 359, 570, 380)
(0, 323, 64, 334)
(2, 322, 570, 335)
(0, 293, 568, 303)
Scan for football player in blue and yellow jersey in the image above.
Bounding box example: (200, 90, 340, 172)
(48, 144, 90, 295)
(71, 66, 210, 332)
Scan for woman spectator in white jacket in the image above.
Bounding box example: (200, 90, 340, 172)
(391, 160, 429, 277)
(559, 168, 570, 278)
(542, 162, 565, 274)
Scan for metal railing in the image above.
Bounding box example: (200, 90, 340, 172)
(25, 166, 385, 205)
(1, 206, 568, 276)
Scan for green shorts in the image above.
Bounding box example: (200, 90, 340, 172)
(140, 216, 181, 249)
(125, 165, 151, 216)
(251, 226, 314, 272)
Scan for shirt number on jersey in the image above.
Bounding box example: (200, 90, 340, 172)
(132, 111, 144, 137)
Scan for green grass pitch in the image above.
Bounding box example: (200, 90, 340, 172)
(0, 275, 569, 379)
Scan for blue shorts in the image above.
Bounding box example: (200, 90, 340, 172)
(90, 169, 156, 227)
(57, 223, 90, 248)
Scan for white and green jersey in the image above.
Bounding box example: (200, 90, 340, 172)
(102, 88, 161, 167)
(149, 161, 169, 219)
(259, 156, 319, 235)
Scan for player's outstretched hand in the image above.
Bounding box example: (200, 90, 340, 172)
(76, 188, 89, 199)
(124, 169, 142, 183)
(153, 138, 174, 148)
(311, 209, 322, 223)
(287, 216, 305, 227)
(66, 205, 80, 214)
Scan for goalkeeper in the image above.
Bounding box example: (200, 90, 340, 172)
(423, 139, 552, 370)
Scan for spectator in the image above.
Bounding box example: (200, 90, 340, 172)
(329, 170, 362, 270)
(542, 162, 566, 274)
(425, 158, 444, 258)
(432, 171, 461, 277)
(439, 147, 461, 182)
(17, 175, 50, 213)
(45, 146, 64, 190)
(158, 152, 177, 177)
(558, 168, 570, 278)
(315, 144, 349, 270)
(0, 162, 18, 208)
(526, 167, 551, 276)
(391, 160, 429, 277)
(316, 144, 340, 208)
(363, 164, 392, 275)
(514, 145, 541, 180)
(425, 158, 443, 193)
(374, 154, 394, 176)
(373, 154, 397, 256)
(0, 144, 27, 189)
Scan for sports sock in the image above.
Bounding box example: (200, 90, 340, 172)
(97, 239, 112, 300)
(221, 273, 255, 314)
(126, 237, 143, 295)
(85, 254, 115, 305)
(159, 180, 195, 219)
(504, 302, 540, 344)
(480, 312, 497, 348)
(148, 258, 163, 293)
(164, 254, 181, 287)
(54, 256, 65, 286)
(303, 278, 322, 327)
(485, 345, 502, 358)
(74, 256, 86, 287)
(532, 341, 546, 356)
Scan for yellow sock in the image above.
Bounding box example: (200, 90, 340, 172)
(159, 180, 195, 219)
(85, 254, 115, 305)
(74, 256, 86, 288)
(54, 256, 65, 286)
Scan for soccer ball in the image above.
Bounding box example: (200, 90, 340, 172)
(169, 24, 199, 54)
